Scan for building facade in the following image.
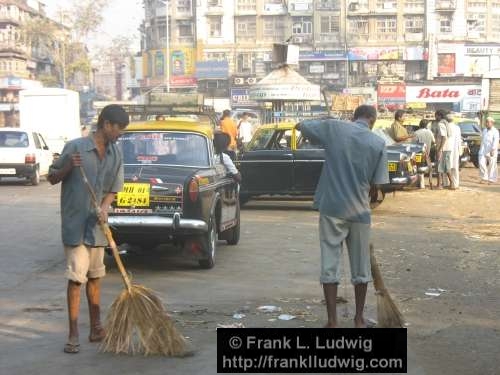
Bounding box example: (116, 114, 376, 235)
(139, 0, 500, 111)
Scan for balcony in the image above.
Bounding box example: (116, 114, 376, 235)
(291, 34, 313, 44)
(435, 1, 456, 11)
(316, 1, 340, 11)
(289, 1, 314, 14)
(206, 4, 224, 15)
(317, 33, 341, 43)
(262, 2, 287, 14)
(405, 32, 423, 42)
(174, 9, 193, 19)
(0, 41, 27, 54)
(348, 33, 369, 42)
(234, 6, 257, 16)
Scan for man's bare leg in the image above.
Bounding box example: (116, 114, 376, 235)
(354, 283, 368, 328)
(87, 277, 105, 342)
(323, 283, 338, 328)
(66, 281, 81, 351)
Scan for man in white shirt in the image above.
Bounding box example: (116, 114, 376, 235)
(479, 116, 499, 184)
(237, 113, 253, 148)
(449, 122, 462, 189)
(435, 110, 454, 189)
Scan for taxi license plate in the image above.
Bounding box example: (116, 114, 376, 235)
(117, 183, 150, 207)
(0, 168, 16, 175)
(114, 208, 153, 214)
(388, 162, 398, 172)
(415, 154, 422, 163)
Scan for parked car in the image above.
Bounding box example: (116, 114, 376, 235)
(108, 118, 240, 269)
(458, 121, 483, 168)
(236, 122, 417, 204)
(0, 128, 53, 185)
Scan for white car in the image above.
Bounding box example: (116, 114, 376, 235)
(0, 128, 53, 185)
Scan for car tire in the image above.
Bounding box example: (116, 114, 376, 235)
(226, 202, 240, 245)
(30, 166, 40, 186)
(199, 213, 216, 269)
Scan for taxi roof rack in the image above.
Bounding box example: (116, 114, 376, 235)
(119, 104, 218, 127)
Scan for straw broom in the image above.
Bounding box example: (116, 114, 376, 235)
(370, 244, 405, 328)
(79, 166, 187, 356)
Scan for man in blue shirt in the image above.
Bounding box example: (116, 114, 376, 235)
(297, 105, 388, 328)
(48, 104, 129, 353)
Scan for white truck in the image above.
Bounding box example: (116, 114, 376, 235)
(19, 88, 81, 155)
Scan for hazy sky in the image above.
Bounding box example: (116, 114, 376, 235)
(42, 0, 143, 52)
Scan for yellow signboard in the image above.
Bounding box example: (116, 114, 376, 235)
(117, 183, 150, 207)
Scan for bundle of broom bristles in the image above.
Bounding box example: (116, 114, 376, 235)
(100, 284, 187, 356)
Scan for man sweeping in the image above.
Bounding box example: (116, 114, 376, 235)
(48, 105, 129, 353)
(296, 105, 389, 328)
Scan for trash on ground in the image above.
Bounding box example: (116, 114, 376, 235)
(425, 288, 447, 297)
(233, 313, 246, 319)
(217, 323, 245, 330)
(257, 305, 282, 313)
(278, 314, 296, 321)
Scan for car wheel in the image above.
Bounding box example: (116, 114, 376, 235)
(30, 167, 40, 186)
(226, 203, 240, 245)
(199, 213, 216, 269)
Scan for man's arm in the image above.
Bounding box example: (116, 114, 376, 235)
(47, 143, 79, 185)
(296, 119, 331, 145)
(393, 123, 413, 142)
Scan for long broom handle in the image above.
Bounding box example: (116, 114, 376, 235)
(370, 244, 387, 292)
(79, 166, 133, 292)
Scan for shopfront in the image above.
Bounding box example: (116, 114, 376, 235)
(406, 84, 482, 113)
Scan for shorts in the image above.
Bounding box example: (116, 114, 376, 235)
(438, 151, 452, 173)
(319, 215, 372, 285)
(64, 244, 106, 284)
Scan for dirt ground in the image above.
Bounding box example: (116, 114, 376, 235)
(0, 165, 498, 375)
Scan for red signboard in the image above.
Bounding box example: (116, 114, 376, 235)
(170, 76, 197, 87)
(377, 84, 406, 99)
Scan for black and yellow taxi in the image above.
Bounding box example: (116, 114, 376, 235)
(108, 117, 240, 269)
(236, 121, 417, 204)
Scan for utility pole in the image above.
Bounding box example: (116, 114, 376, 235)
(160, 0, 171, 93)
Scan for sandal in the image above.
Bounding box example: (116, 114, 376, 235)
(63, 342, 80, 354)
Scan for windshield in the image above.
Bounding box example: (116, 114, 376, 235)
(0, 131, 29, 148)
(118, 131, 210, 167)
(246, 129, 274, 150)
(458, 122, 480, 133)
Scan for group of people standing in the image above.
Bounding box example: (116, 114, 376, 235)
(389, 109, 469, 190)
(218, 109, 254, 159)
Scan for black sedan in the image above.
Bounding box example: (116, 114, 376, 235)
(236, 122, 417, 204)
(108, 119, 240, 269)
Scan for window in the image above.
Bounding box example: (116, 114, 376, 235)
(404, 0, 424, 10)
(492, 14, 500, 39)
(178, 23, 193, 37)
(317, 0, 340, 10)
(467, 1, 487, 8)
(236, 17, 256, 39)
(292, 16, 313, 34)
(263, 16, 286, 41)
(405, 16, 423, 33)
(207, 16, 222, 37)
(176, 0, 191, 13)
(237, 0, 256, 11)
(349, 18, 369, 35)
(466, 13, 486, 37)
(208, 0, 221, 6)
(236, 52, 254, 74)
(349, 0, 368, 10)
(376, 0, 397, 10)
(320, 16, 340, 33)
(376, 17, 397, 33)
(439, 15, 452, 33)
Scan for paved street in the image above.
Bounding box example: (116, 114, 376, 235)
(0, 167, 499, 375)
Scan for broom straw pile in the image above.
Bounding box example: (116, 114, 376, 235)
(370, 244, 405, 328)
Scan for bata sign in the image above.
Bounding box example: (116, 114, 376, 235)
(406, 85, 481, 103)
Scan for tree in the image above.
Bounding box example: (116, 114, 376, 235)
(21, 0, 109, 89)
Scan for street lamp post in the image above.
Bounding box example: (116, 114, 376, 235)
(160, 0, 171, 93)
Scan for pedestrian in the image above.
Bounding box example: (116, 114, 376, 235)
(219, 109, 238, 160)
(47, 104, 129, 354)
(414, 119, 435, 189)
(297, 105, 389, 328)
(479, 116, 499, 184)
(388, 109, 413, 143)
(213, 131, 241, 182)
(449, 121, 462, 189)
(237, 112, 253, 150)
(434, 109, 454, 189)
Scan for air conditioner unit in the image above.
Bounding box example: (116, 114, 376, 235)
(246, 77, 257, 85)
(293, 36, 304, 43)
(234, 77, 244, 85)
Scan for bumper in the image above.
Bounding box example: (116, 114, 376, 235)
(108, 214, 208, 232)
(417, 165, 429, 174)
(390, 175, 418, 185)
(0, 163, 36, 178)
